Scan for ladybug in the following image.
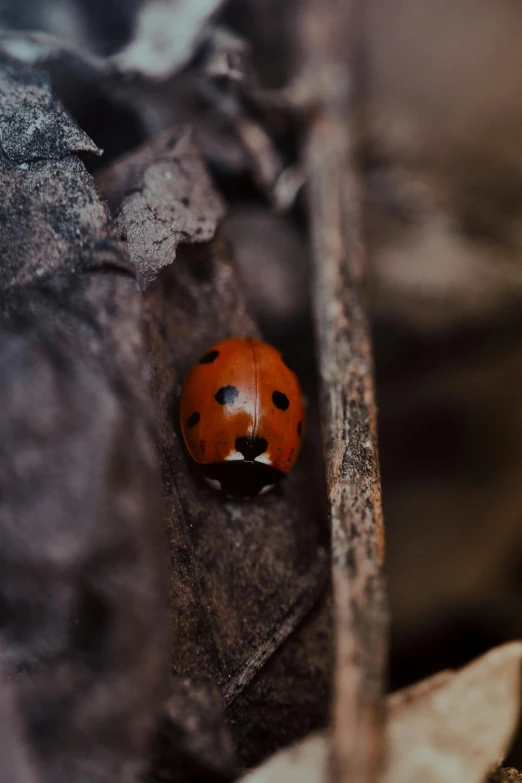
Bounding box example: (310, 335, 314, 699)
(180, 337, 305, 496)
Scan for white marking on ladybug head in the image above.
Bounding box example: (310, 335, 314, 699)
(259, 484, 275, 495)
(205, 477, 222, 491)
(254, 453, 271, 465)
(225, 451, 244, 461)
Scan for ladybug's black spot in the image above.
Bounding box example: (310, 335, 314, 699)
(187, 411, 200, 428)
(272, 391, 289, 410)
(215, 386, 239, 405)
(297, 421, 302, 436)
(200, 349, 219, 364)
(235, 435, 268, 461)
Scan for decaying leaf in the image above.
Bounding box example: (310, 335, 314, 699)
(96, 130, 332, 766)
(0, 58, 100, 162)
(244, 642, 522, 783)
(96, 127, 225, 288)
(0, 56, 168, 782)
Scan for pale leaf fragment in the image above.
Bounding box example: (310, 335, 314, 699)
(244, 642, 522, 783)
(243, 733, 329, 783)
(386, 641, 522, 783)
(0, 0, 225, 83)
(113, 0, 225, 79)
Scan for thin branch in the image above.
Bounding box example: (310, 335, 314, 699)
(299, 1, 387, 781)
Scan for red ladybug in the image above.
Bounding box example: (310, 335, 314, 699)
(180, 337, 305, 495)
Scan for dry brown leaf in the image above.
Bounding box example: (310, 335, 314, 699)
(243, 642, 522, 783)
(0, 57, 168, 782)
(96, 131, 332, 767)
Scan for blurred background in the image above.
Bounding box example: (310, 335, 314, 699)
(3, 0, 522, 763)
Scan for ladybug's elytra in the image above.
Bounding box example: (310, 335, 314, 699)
(180, 337, 305, 496)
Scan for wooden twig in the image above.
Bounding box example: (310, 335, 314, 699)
(299, 1, 388, 781)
